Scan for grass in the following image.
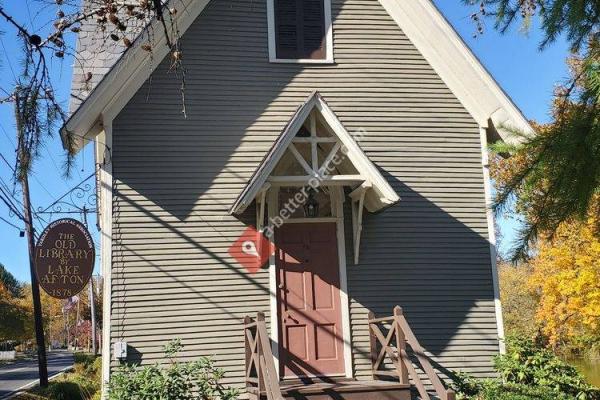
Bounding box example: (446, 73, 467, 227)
(12, 353, 101, 400)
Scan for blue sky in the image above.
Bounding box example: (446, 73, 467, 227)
(0, 1, 569, 282)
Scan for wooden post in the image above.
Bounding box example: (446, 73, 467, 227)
(368, 311, 377, 380)
(393, 306, 409, 385)
(257, 312, 265, 396)
(244, 315, 251, 389)
(89, 279, 97, 354)
(15, 89, 48, 387)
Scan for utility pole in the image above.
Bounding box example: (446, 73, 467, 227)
(15, 88, 49, 387)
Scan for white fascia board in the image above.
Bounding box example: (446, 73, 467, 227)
(62, 0, 210, 150)
(314, 97, 399, 212)
(379, 0, 533, 144)
(230, 93, 319, 214)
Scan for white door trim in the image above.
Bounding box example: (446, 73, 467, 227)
(332, 186, 354, 378)
(267, 186, 353, 379)
(267, 189, 280, 376)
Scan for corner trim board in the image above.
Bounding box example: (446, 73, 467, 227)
(98, 122, 113, 399)
(479, 126, 506, 354)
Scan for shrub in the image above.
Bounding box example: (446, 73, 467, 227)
(73, 353, 97, 366)
(452, 336, 600, 400)
(46, 381, 84, 400)
(452, 373, 572, 400)
(494, 336, 599, 399)
(108, 339, 238, 400)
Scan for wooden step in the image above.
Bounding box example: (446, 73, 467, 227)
(252, 379, 412, 400)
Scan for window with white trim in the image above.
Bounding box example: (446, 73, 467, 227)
(267, 0, 333, 63)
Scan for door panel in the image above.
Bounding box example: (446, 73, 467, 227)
(276, 222, 345, 378)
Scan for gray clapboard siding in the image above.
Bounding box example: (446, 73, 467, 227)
(110, 0, 500, 388)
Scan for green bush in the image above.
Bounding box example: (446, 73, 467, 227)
(108, 339, 238, 400)
(46, 381, 84, 400)
(494, 336, 599, 399)
(452, 373, 571, 400)
(451, 336, 600, 400)
(73, 353, 97, 366)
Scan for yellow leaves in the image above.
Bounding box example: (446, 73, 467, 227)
(526, 218, 600, 346)
(499, 263, 539, 337)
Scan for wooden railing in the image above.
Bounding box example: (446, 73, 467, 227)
(368, 306, 456, 400)
(244, 312, 284, 400)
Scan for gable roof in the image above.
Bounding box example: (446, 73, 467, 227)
(229, 92, 400, 215)
(69, 1, 148, 114)
(379, 0, 532, 141)
(62, 0, 532, 149)
(63, 0, 210, 148)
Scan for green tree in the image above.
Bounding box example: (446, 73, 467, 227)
(0, 263, 22, 298)
(464, 0, 600, 259)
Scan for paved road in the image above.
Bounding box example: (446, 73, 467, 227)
(0, 351, 73, 399)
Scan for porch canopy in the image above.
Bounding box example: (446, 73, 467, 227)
(229, 92, 400, 262)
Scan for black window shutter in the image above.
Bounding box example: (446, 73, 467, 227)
(275, 0, 326, 60)
(275, 0, 299, 59)
(301, 0, 326, 59)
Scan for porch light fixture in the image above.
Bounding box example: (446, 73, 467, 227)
(303, 188, 319, 218)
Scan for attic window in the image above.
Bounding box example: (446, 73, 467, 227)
(267, 0, 334, 63)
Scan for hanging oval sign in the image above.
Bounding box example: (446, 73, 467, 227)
(34, 218, 95, 299)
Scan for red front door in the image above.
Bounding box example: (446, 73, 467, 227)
(275, 222, 346, 378)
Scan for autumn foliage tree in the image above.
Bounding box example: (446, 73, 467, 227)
(493, 150, 600, 355)
(0, 267, 30, 342)
(498, 263, 539, 338)
(463, 0, 600, 259)
(527, 217, 600, 351)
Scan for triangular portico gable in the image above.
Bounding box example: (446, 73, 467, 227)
(229, 92, 400, 216)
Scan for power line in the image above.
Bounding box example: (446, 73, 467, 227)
(0, 184, 23, 214)
(1, 140, 61, 203)
(0, 215, 22, 232)
(0, 122, 16, 148)
(0, 178, 21, 209)
(0, 180, 22, 209)
(24, 0, 35, 30)
(31, 171, 57, 201)
(0, 191, 24, 221)
(0, 153, 15, 174)
(44, 146, 70, 186)
(0, 36, 17, 82)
